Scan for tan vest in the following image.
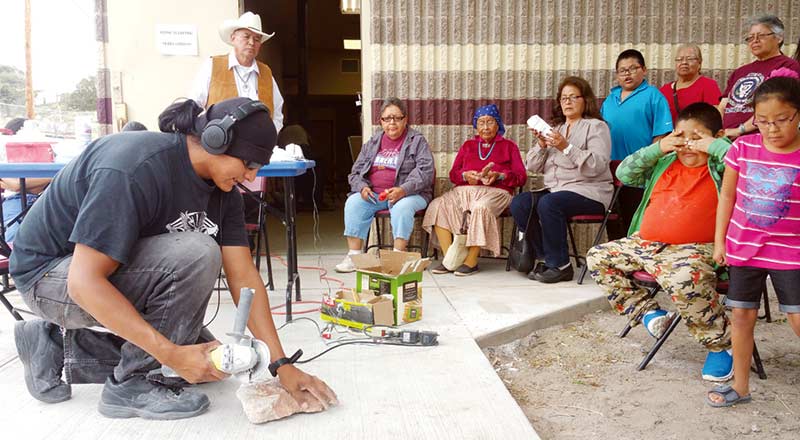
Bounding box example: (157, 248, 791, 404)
(207, 55, 274, 116)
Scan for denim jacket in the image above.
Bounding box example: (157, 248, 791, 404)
(348, 128, 435, 203)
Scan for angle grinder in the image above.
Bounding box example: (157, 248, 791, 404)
(161, 287, 271, 383)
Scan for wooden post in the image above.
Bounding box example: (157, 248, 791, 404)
(24, 0, 34, 119)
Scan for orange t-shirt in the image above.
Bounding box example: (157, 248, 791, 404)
(638, 161, 717, 244)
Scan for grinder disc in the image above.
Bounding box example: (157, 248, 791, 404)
(248, 339, 272, 382)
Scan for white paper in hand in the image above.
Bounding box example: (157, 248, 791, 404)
(526, 115, 553, 135)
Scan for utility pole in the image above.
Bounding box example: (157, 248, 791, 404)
(25, 0, 34, 119)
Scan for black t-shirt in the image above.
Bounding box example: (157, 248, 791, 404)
(9, 131, 249, 293)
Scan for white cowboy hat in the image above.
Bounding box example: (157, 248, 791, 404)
(219, 12, 275, 45)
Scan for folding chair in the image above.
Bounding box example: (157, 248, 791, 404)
(567, 160, 623, 284)
(364, 210, 430, 257)
(505, 161, 622, 280)
(618, 270, 767, 379)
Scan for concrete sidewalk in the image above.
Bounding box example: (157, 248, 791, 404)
(0, 255, 607, 439)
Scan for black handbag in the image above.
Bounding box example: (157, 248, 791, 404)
(508, 192, 541, 273)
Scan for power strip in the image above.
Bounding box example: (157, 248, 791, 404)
(394, 329, 439, 346)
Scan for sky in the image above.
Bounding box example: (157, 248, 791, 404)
(0, 0, 96, 101)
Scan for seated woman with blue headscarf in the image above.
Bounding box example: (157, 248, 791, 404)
(423, 104, 527, 276)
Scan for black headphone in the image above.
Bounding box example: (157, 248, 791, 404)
(199, 100, 270, 155)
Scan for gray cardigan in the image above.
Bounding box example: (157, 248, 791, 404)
(526, 118, 613, 209)
(348, 127, 435, 203)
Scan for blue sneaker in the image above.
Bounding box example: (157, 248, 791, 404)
(702, 350, 734, 382)
(642, 309, 669, 339)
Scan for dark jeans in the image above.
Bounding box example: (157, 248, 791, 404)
(510, 190, 604, 268)
(606, 186, 643, 240)
(19, 232, 221, 384)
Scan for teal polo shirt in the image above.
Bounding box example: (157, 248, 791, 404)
(600, 79, 673, 161)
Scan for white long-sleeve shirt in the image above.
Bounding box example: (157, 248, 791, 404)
(190, 51, 284, 132)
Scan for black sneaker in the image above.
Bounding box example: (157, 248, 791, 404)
(534, 265, 574, 283)
(14, 320, 71, 403)
(454, 264, 480, 277)
(526, 262, 546, 280)
(98, 375, 210, 420)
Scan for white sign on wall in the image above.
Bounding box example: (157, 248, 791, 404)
(156, 25, 198, 56)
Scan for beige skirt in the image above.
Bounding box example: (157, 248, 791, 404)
(422, 185, 512, 256)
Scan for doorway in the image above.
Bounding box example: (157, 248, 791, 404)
(245, 0, 361, 208)
(244, 0, 362, 252)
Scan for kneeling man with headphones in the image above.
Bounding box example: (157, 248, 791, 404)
(9, 97, 337, 419)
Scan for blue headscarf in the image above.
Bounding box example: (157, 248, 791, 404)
(472, 104, 505, 136)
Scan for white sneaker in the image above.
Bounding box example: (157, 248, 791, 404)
(335, 256, 356, 273)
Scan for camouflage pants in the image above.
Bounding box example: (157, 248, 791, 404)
(586, 235, 731, 351)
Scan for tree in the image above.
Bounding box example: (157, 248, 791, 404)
(61, 75, 96, 111)
(0, 65, 26, 106)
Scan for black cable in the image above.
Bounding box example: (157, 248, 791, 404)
(295, 340, 417, 364)
(202, 271, 223, 328)
(277, 316, 321, 333)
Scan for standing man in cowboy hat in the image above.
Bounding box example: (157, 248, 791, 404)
(191, 11, 284, 132)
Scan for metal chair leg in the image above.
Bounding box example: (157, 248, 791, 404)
(618, 322, 633, 338)
(375, 215, 384, 252)
(505, 222, 517, 272)
(0, 291, 23, 321)
(577, 264, 589, 285)
(752, 342, 767, 380)
(420, 218, 429, 258)
(759, 279, 772, 323)
(566, 222, 580, 268)
(638, 313, 682, 371)
(261, 214, 274, 290)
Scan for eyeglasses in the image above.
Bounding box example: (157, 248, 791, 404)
(559, 95, 583, 104)
(745, 32, 775, 43)
(674, 56, 699, 63)
(753, 110, 799, 129)
(476, 119, 498, 127)
(243, 160, 264, 170)
(616, 65, 642, 76)
(380, 115, 405, 123)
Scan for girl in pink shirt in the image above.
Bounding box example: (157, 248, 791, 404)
(708, 73, 800, 407)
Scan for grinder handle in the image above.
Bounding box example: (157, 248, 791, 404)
(233, 287, 255, 336)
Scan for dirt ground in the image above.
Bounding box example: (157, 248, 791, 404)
(484, 300, 800, 440)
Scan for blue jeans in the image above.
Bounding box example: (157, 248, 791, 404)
(343, 192, 428, 241)
(3, 193, 40, 242)
(510, 190, 604, 268)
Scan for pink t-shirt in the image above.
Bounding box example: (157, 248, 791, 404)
(659, 76, 722, 123)
(724, 133, 800, 269)
(369, 131, 406, 194)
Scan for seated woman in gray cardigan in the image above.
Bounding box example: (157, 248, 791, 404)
(335, 97, 435, 273)
(509, 76, 613, 283)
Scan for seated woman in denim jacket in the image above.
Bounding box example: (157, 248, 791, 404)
(335, 97, 435, 273)
(509, 76, 613, 283)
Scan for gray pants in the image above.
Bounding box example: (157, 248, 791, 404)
(19, 232, 221, 384)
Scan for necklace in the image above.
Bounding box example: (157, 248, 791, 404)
(234, 67, 252, 91)
(478, 140, 496, 161)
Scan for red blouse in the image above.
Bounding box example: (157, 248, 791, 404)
(448, 135, 527, 194)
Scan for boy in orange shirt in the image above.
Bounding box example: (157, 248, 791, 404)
(587, 102, 733, 381)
